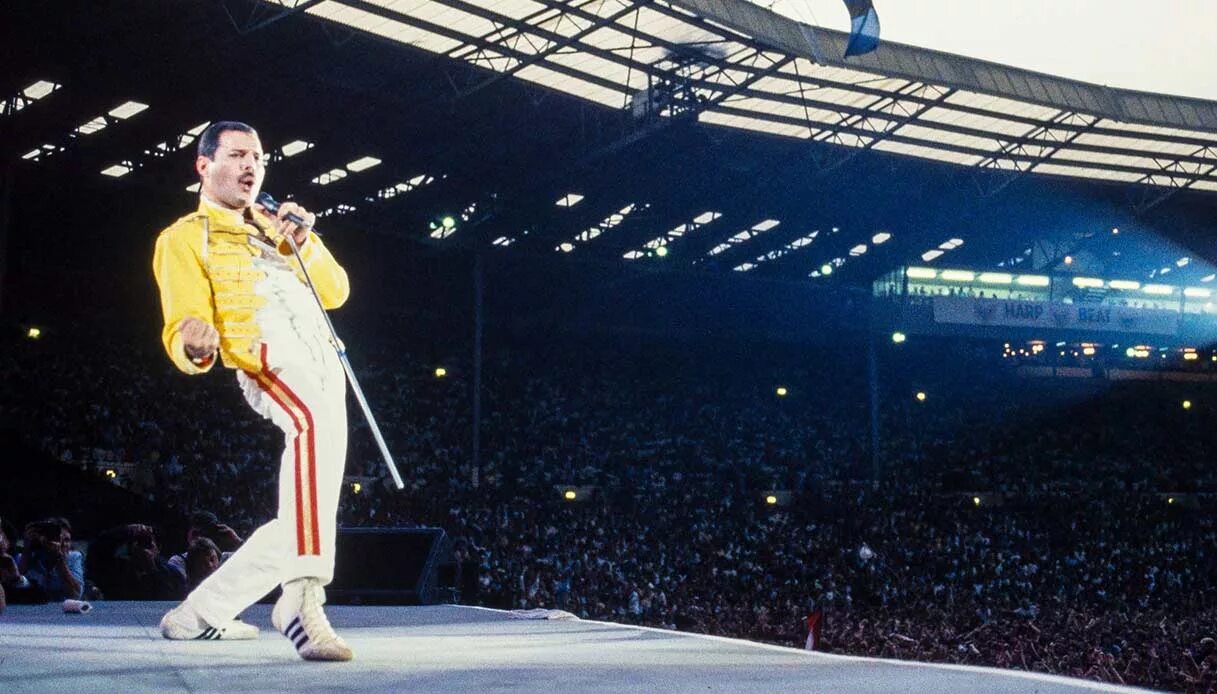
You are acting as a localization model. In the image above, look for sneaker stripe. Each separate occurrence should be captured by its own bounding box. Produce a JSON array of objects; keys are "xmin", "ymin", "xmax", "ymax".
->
[
  {"xmin": 294, "ymin": 633, "xmax": 310, "ymax": 649},
  {"xmin": 195, "ymin": 627, "xmax": 215, "ymax": 640},
  {"xmin": 289, "ymin": 625, "xmax": 304, "ymax": 640}
]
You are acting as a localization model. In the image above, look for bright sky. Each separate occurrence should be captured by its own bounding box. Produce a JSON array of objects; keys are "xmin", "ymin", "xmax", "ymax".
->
[{"xmin": 757, "ymin": 1, "xmax": 1217, "ymax": 101}]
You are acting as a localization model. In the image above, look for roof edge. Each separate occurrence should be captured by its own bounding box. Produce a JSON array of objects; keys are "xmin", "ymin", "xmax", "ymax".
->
[{"xmin": 667, "ymin": 0, "xmax": 1217, "ymax": 133}]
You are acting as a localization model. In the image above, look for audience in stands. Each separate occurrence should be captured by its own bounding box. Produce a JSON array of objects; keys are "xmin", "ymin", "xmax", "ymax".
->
[{"xmin": 3, "ymin": 327, "xmax": 1215, "ymax": 692}]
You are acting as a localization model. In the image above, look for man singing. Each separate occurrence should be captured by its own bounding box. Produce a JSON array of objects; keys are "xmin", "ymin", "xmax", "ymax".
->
[{"xmin": 153, "ymin": 121, "xmax": 353, "ymax": 661}]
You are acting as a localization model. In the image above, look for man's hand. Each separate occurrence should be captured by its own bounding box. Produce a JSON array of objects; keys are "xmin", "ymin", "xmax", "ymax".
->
[
  {"xmin": 213, "ymin": 523, "xmax": 244, "ymax": 547},
  {"xmin": 255, "ymin": 200, "xmax": 315, "ymax": 247},
  {"xmin": 180, "ymin": 316, "xmax": 219, "ymax": 360}
]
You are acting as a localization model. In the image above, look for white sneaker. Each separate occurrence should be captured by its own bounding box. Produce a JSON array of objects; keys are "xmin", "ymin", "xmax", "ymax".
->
[
  {"xmin": 271, "ymin": 578, "xmax": 354, "ymax": 661},
  {"xmin": 160, "ymin": 602, "xmax": 259, "ymax": 640}
]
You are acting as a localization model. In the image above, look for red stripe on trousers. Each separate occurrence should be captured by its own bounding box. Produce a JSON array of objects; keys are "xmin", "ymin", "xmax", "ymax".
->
[{"xmin": 261, "ymin": 344, "xmax": 321, "ymax": 556}]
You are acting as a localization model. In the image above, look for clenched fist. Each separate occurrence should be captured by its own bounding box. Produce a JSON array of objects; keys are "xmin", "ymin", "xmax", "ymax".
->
[{"xmin": 180, "ymin": 316, "xmax": 219, "ymax": 360}]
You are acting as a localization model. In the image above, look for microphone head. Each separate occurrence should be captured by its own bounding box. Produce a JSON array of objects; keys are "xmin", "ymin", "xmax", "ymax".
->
[{"xmin": 255, "ymin": 191, "xmax": 279, "ymax": 213}]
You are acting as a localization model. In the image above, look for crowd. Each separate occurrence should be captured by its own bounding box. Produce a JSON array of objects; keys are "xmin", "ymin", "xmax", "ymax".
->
[{"xmin": 2, "ymin": 323, "xmax": 1215, "ymax": 692}]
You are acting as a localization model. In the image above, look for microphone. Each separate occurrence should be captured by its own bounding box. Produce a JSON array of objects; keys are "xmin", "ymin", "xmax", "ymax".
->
[{"xmin": 256, "ymin": 192, "xmax": 313, "ymax": 229}]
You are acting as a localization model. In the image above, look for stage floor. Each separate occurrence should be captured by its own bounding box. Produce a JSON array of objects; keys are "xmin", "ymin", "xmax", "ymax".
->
[{"xmin": 0, "ymin": 602, "xmax": 1157, "ymax": 693}]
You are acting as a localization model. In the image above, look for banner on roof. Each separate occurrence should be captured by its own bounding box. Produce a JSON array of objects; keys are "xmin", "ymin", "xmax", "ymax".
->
[
  {"xmin": 932, "ymin": 297, "xmax": 1179, "ymax": 335},
  {"xmin": 842, "ymin": 0, "xmax": 881, "ymax": 57}
]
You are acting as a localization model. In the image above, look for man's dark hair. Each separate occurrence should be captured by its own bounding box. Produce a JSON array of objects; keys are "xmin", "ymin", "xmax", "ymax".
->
[
  {"xmin": 189, "ymin": 510, "xmax": 220, "ymax": 532},
  {"xmin": 197, "ymin": 121, "xmax": 257, "ymax": 160}
]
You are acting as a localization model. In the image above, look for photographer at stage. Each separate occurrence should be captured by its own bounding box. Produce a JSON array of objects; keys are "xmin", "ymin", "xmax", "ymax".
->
[{"xmin": 16, "ymin": 517, "xmax": 83, "ymax": 602}]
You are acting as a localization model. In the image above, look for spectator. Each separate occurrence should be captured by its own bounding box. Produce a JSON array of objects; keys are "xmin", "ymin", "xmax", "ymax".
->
[
  {"xmin": 88, "ymin": 524, "xmax": 183, "ymax": 600},
  {"xmin": 184, "ymin": 537, "xmax": 222, "ymax": 592},
  {"xmin": 17, "ymin": 517, "xmax": 83, "ymax": 601},
  {"xmin": 166, "ymin": 511, "xmax": 243, "ymax": 581}
]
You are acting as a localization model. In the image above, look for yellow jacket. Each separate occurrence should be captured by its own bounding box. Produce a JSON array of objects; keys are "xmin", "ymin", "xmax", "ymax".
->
[{"xmin": 152, "ymin": 200, "xmax": 350, "ymax": 375}]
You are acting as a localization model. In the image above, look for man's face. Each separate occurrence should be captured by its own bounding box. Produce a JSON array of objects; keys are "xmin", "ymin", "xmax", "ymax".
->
[{"xmin": 197, "ymin": 129, "xmax": 265, "ymax": 210}]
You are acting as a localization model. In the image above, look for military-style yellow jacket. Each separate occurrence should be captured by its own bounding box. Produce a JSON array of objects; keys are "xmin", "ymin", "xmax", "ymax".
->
[{"xmin": 152, "ymin": 200, "xmax": 349, "ymax": 375}]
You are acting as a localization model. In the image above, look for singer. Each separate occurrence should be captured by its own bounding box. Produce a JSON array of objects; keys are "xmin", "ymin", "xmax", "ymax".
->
[{"xmin": 152, "ymin": 121, "xmax": 354, "ymax": 661}]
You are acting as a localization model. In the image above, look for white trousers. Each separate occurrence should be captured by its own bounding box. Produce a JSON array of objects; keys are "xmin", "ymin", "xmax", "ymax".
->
[{"xmin": 187, "ymin": 340, "xmax": 347, "ymax": 626}]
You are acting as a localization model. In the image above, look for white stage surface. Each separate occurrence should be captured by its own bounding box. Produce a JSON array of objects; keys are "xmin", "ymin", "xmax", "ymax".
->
[{"xmin": 0, "ymin": 602, "xmax": 1159, "ymax": 693}]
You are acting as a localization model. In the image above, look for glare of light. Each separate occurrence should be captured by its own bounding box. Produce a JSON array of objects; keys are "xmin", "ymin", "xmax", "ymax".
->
[
  {"xmin": 109, "ymin": 101, "xmax": 148, "ymax": 120},
  {"xmin": 1063, "ymin": 255, "xmax": 1074, "ymax": 265},
  {"xmin": 187, "ymin": 121, "xmax": 211, "ymax": 136},
  {"xmin": 557, "ymin": 242, "xmax": 575, "ymax": 253},
  {"xmin": 978, "ymin": 272, "xmax": 1013, "ymax": 284},
  {"xmin": 1143, "ymin": 285, "xmax": 1175, "ymax": 295},
  {"xmin": 23, "ymin": 80, "xmax": 59, "ymax": 100},
  {"xmin": 312, "ymin": 168, "xmax": 347, "ymax": 185},
  {"xmin": 563, "ymin": 490, "xmax": 577, "ymax": 501},
  {"xmin": 186, "ymin": 182, "xmax": 201, "ymax": 193},
  {"xmin": 872, "ymin": 232, "xmax": 891, "ymax": 244},
  {"xmin": 765, "ymin": 495, "xmax": 778, "ymax": 505},
  {"xmin": 1203, "ymin": 274, "xmax": 1216, "ymax": 283},
  {"xmin": 1125, "ymin": 347, "xmax": 1137, "ymax": 358},
  {"xmin": 1111, "ymin": 227, "xmax": 1119, "ymax": 235},
  {"xmin": 346, "ymin": 156, "xmax": 381, "ymax": 172},
  {"xmin": 1016, "ymin": 275, "xmax": 1050, "ymax": 287},
  {"xmin": 1184, "ymin": 287, "xmax": 1211, "ymax": 298},
  {"xmin": 434, "ymin": 367, "xmax": 447, "ymax": 378},
  {"xmin": 100, "ymin": 164, "xmax": 132, "ymax": 177},
  {"xmin": 1082, "ymin": 346, "xmax": 1096, "ymax": 356},
  {"xmin": 776, "ymin": 387, "xmax": 788, "ymax": 397},
  {"xmin": 892, "ymin": 332, "xmax": 907, "ymax": 344},
  {"xmin": 906, "ymin": 267, "xmax": 937, "ymax": 279},
  {"xmin": 1177, "ymin": 257, "xmax": 1191, "ymax": 268},
  {"xmin": 754, "ymin": 219, "xmax": 781, "ymax": 232},
  {"xmin": 915, "ymin": 391, "xmax": 926, "ymax": 402},
  {"xmin": 281, "ymin": 140, "xmax": 312, "ymax": 157},
  {"xmin": 655, "ymin": 246, "xmax": 668, "ymax": 258},
  {"xmin": 1072, "ymin": 277, "xmax": 1104, "ymax": 288},
  {"xmin": 849, "ymin": 244, "xmax": 868, "ymax": 256},
  {"xmin": 441, "ymin": 216, "xmax": 456, "ymax": 229},
  {"xmin": 940, "ymin": 270, "xmax": 975, "ymax": 282},
  {"xmin": 352, "ymin": 482, "xmax": 362, "ymax": 494},
  {"xmin": 1184, "ymin": 353, "xmax": 1199, "ymax": 361},
  {"xmin": 75, "ymin": 116, "xmax": 107, "ymax": 135},
  {"xmin": 556, "ymin": 193, "xmax": 584, "ymax": 207},
  {"xmin": 820, "ymin": 264, "xmax": 833, "ymax": 275},
  {"xmin": 27, "ymin": 327, "xmax": 41, "ymax": 339},
  {"xmin": 972, "ymin": 496, "xmax": 981, "ymax": 507},
  {"xmin": 921, "ymin": 249, "xmax": 944, "ymax": 262},
  {"xmin": 1108, "ymin": 280, "xmax": 1141, "ymax": 290}
]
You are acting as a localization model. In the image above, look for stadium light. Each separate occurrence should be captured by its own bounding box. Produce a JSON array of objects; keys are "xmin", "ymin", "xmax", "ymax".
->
[
  {"xmin": 765, "ymin": 495, "xmax": 778, "ymax": 505},
  {"xmin": 1072, "ymin": 277, "xmax": 1104, "ymax": 288},
  {"xmin": 105, "ymin": 469, "xmax": 117, "ymax": 479},
  {"xmin": 563, "ymin": 489, "xmax": 577, "ymax": 501},
  {"xmin": 1182, "ymin": 400, "xmax": 1192, "ymax": 410},
  {"xmin": 1108, "ymin": 280, "xmax": 1141, "ymax": 290},
  {"xmin": 27, "ymin": 326, "xmax": 41, "ymax": 339},
  {"xmin": 776, "ymin": 387, "xmax": 788, "ymax": 397},
  {"xmin": 940, "ymin": 270, "xmax": 974, "ymax": 282},
  {"xmin": 1015, "ymin": 275, "xmax": 1050, "ymax": 287},
  {"xmin": 1167, "ymin": 497, "xmax": 1175, "ymax": 504},
  {"xmin": 434, "ymin": 367, "xmax": 447, "ymax": 378},
  {"xmin": 978, "ymin": 273, "xmax": 1013, "ymax": 285},
  {"xmin": 906, "ymin": 267, "xmax": 937, "ymax": 280},
  {"xmin": 352, "ymin": 482, "xmax": 362, "ymax": 494},
  {"xmin": 915, "ymin": 391, "xmax": 926, "ymax": 402},
  {"xmin": 1063, "ymin": 255, "xmax": 1073, "ymax": 265},
  {"xmin": 972, "ymin": 496, "xmax": 981, "ymax": 507},
  {"xmin": 891, "ymin": 332, "xmax": 906, "ymax": 344},
  {"xmin": 820, "ymin": 264, "xmax": 833, "ymax": 276},
  {"xmin": 655, "ymin": 246, "xmax": 668, "ymax": 258}
]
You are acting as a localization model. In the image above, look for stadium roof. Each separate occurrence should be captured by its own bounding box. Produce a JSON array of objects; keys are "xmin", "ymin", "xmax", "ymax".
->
[
  {"xmin": 3, "ymin": 0, "xmax": 1216, "ymax": 291},
  {"xmin": 274, "ymin": 0, "xmax": 1217, "ymax": 192}
]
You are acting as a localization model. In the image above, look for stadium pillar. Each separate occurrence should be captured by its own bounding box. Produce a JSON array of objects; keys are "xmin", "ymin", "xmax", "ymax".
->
[
  {"xmin": 0, "ymin": 164, "xmax": 11, "ymax": 314},
  {"xmin": 471, "ymin": 252, "xmax": 483, "ymax": 488},
  {"xmin": 868, "ymin": 334, "xmax": 881, "ymax": 482}
]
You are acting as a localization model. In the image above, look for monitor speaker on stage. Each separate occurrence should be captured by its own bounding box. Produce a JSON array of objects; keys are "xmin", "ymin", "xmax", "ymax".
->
[{"xmin": 328, "ymin": 527, "xmax": 456, "ymax": 605}]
